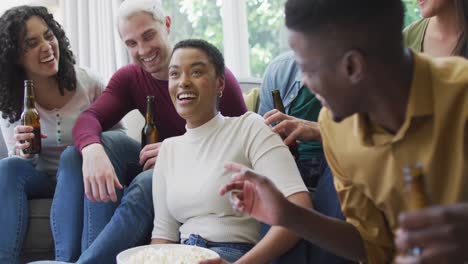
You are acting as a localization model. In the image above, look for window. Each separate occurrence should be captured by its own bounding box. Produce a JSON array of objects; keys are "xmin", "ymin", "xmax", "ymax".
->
[
  {"xmin": 246, "ymin": 0, "xmax": 288, "ymax": 78},
  {"xmin": 163, "ymin": 0, "xmax": 223, "ymax": 52},
  {"xmin": 403, "ymin": 0, "xmax": 422, "ymax": 27}
]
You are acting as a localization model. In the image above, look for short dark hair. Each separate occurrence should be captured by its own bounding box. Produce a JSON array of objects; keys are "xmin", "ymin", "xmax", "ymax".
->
[
  {"xmin": 172, "ymin": 39, "xmax": 225, "ymax": 77},
  {"xmin": 285, "ymin": 0, "xmax": 405, "ymax": 61},
  {"xmin": 0, "ymin": 5, "xmax": 76, "ymax": 123}
]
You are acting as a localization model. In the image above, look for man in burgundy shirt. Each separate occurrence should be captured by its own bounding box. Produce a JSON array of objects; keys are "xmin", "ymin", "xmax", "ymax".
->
[{"xmin": 50, "ymin": 0, "xmax": 247, "ymax": 262}]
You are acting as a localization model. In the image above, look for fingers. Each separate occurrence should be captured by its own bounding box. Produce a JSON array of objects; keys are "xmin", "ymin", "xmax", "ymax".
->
[
  {"xmin": 395, "ymin": 244, "xmax": 460, "ymax": 264},
  {"xmin": 84, "ymin": 171, "xmax": 121, "ymax": 202},
  {"xmin": 140, "ymin": 142, "xmax": 162, "ymax": 154},
  {"xmin": 139, "ymin": 143, "xmax": 161, "ymax": 166},
  {"xmin": 15, "ymin": 132, "xmax": 34, "ymax": 142},
  {"xmin": 143, "ymin": 156, "xmax": 157, "ymax": 171},
  {"xmin": 14, "ymin": 126, "xmax": 34, "ymax": 155},
  {"xmin": 263, "ymin": 109, "xmax": 280, "ymax": 120},
  {"xmin": 219, "ymin": 180, "xmax": 245, "ymax": 195},
  {"xmin": 90, "ymin": 178, "xmax": 99, "ymax": 202},
  {"xmin": 263, "ymin": 110, "xmax": 291, "ymax": 126},
  {"xmin": 114, "ymin": 176, "xmax": 123, "ymax": 190},
  {"xmin": 40, "ymin": 133, "xmax": 48, "ymax": 139},
  {"xmin": 271, "ymin": 119, "xmax": 295, "ymax": 136},
  {"xmin": 399, "ymin": 205, "xmax": 467, "ymax": 230},
  {"xmin": 283, "ymin": 127, "xmax": 302, "ymax": 146},
  {"xmin": 98, "ymin": 177, "xmax": 111, "ymax": 202},
  {"xmin": 84, "ymin": 177, "xmax": 96, "ymax": 202},
  {"xmin": 223, "ymin": 162, "xmax": 269, "ymax": 189},
  {"xmin": 396, "ymin": 226, "xmax": 457, "ymax": 251},
  {"xmin": 106, "ymin": 176, "xmax": 118, "ymax": 202},
  {"xmin": 14, "ymin": 125, "xmax": 33, "ymax": 134},
  {"xmin": 15, "ymin": 140, "xmax": 30, "ymax": 151},
  {"xmin": 223, "ymin": 162, "xmax": 247, "ymax": 173}
]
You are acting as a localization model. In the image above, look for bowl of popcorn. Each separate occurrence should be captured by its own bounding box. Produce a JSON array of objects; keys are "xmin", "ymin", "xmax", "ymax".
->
[{"xmin": 117, "ymin": 244, "xmax": 220, "ymax": 264}]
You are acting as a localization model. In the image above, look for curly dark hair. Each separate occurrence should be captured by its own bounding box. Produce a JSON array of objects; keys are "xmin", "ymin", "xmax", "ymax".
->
[{"xmin": 0, "ymin": 5, "xmax": 76, "ymax": 123}]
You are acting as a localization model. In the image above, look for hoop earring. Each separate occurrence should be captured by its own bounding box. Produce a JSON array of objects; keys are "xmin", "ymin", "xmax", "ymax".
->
[{"xmin": 218, "ymin": 91, "xmax": 223, "ymax": 98}]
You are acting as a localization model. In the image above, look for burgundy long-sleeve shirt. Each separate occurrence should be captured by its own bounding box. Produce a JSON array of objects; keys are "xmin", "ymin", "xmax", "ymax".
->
[{"xmin": 72, "ymin": 64, "xmax": 247, "ymax": 152}]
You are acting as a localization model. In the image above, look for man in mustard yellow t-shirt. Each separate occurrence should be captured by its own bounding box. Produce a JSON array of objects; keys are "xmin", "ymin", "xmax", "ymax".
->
[{"xmin": 212, "ymin": 0, "xmax": 468, "ymax": 264}]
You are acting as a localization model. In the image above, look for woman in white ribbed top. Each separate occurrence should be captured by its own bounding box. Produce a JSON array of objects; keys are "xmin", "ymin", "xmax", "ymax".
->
[
  {"xmin": 0, "ymin": 6, "xmax": 123, "ymax": 263},
  {"xmin": 150, "ymin": 39, "xmax": 312, "ymax": 263}
]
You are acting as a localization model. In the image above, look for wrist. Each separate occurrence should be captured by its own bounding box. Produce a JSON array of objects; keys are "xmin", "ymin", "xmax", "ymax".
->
[
  {"xmin": 82, "ymin": 143, "xmax": 104, "ymax": 156},
  {"xmin": 278, "ymin": 199, "xmax": 299, "ymax": 227}
]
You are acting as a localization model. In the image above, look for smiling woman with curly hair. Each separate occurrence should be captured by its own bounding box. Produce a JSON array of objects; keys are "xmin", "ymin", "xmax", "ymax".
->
[
  {"xmin": 0, "ymin": 6, "xmax": 124, "ymax": 263},
  {"xmin": 0, "ymin": 5, "xmax": 76, "ymax": 123}
]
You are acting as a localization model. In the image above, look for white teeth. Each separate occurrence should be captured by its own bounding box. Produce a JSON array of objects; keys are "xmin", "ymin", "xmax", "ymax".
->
[
  {"xmin": 40, "ymin": 54, "xmax": 54, "ymax": 63},
  {"xmin": 178, "ymin": 93, "xmax": 197, "ymax": 100},
  {"xmin": 142, "ymin": 54, "xmax": 157, "ymax": 62}
]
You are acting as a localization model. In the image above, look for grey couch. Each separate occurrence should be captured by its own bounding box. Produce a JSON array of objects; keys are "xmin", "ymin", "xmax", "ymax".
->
[{"xmin": 0, "ymin": 132, "xmax": 54, "ymax": 263}]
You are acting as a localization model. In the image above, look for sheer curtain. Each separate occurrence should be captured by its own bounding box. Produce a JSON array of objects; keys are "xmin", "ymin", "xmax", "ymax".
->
[
  {"xmin": 59, "ymin": 0, "xmax": 129, "ymax": 81},
  {"xmin": 59, "ymin": 0, "xmax": 143, "ymax": 140}
]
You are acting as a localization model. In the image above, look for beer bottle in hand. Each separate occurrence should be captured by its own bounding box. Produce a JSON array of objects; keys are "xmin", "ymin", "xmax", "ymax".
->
[
  {"xmin": 271, "ymin": 89, "xmax": 299, "ymax": 159},
  {"xmin": 141, "ymin": 95, "xmax": 159, "ymax": 149},
  {"xmin": 402, "ymin": 163, "xmax": 430, "ymax": 256},
  {"xmin": 21, "ymin": 80, "xmax": 41, "ymax": 154}
]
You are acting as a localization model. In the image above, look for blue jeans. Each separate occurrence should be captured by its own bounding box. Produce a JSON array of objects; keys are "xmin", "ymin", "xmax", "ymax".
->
[
  {"xmin": 296, "ymin": 154, "xmax": 328, "ymax": 190},
  {"xmin": 51, "ymin": 131, "xmax": 154, "ymax": 263},
  {"xmin": 183, "ymin": 234, "xmax": 253, "ymax": 263},
  {"xmin": 0, "ymin": 157, "xmax": 55, "ymax": 264}
]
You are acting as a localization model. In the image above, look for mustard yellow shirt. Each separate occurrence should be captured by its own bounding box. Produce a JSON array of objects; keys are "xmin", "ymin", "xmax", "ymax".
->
[{"xmin": 318, "ymin": 52, "xmax": 468, "ymax": 263}]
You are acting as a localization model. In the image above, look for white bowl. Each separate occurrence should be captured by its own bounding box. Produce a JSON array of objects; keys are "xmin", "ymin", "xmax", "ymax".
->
[{"xmin": 117, "ymin": 244, "xmax": 220, "ymax": 264}]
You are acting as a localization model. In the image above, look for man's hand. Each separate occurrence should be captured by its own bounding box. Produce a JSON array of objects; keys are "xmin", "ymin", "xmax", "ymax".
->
[
  {"xmin": 139, "ymin": 142, "xmax": 161, "ymax": 170},
  {"xmin": 82, "ymin": 143, "xmax": 122, "ymax": 202},
  {"xmin": 14, "ymin": 125, "xmax": 47, "ymax": 158},
  {"xmin": 263, "ymin": 109, "xmax": 321, "ymax": 145},
  {"xmin": 394, "ymin": 203, "xmax": 468, "ymax": 264},
  {"xmin": 219, "ymin": 162, "xmax": 291, "ymax": 226}
]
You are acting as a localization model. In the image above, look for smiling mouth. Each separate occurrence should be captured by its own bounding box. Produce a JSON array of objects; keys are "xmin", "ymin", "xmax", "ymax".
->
[
  {"xmin": 40, "ymin": 54, "xmax": 55, "ymax": 63},
  {"xmin": 177, "ymin": 92, "xmax": 197, "ymax": 101},
  {"xmin": 142, "ymin": 53, "xmax": 157, "ymax": 63}
]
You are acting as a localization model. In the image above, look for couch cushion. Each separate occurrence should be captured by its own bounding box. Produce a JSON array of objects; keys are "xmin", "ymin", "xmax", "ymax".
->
[
  {"xmin": 242, "ymin": 87, "xmax": 260, "ymax": 113},
  {"xmin": 21, "ymin": 199, "xmax": 54, "ymax": 259}
]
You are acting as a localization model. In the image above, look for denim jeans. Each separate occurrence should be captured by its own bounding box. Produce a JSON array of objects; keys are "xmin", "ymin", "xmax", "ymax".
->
[
  {"xmin": 183, "ymin": 234, "xmax": 253, "ymax": 263},
  {"xmin": 76, "ymin": 169, "xmax": 153, "ymax": 264},
  {"xmin": 51, "ymin": 131, "xmax": 154, "ymax": 263},
  {"xmin": 296, "ymin": 154, "xmax": 328, "ymax": 191},
  {"xmin": 0, "ymin": 157, "xmax": 55, "ymax": 264}
]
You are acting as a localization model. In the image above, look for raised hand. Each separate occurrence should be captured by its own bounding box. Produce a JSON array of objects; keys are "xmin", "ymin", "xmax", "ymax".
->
[
  {"xmin": 263, "ymin": 109, "xmax": 321, "ymax": 145},
  {"xmin": 219, "ymin": 162, "xmax": 290, "ymax": 226}
]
